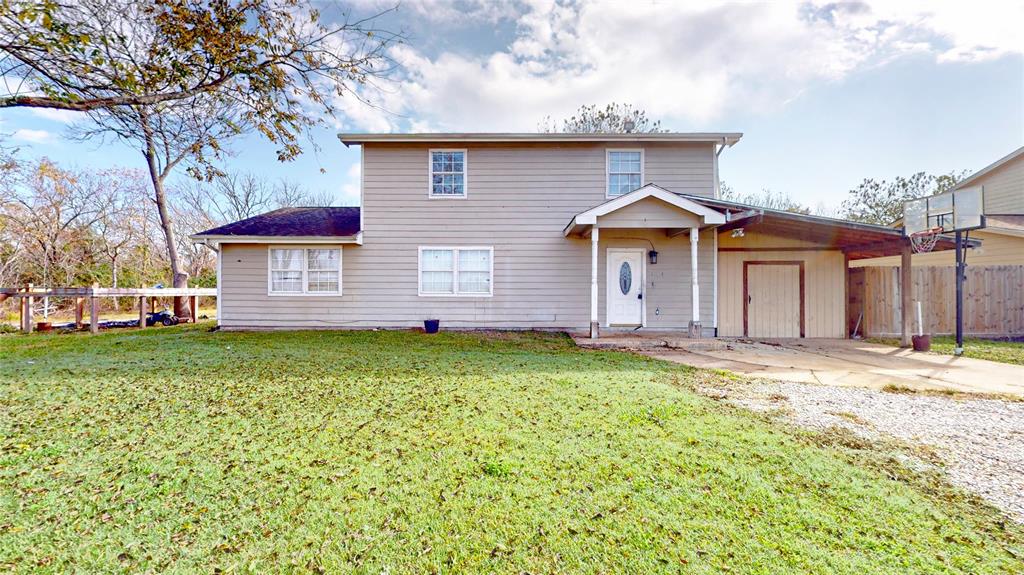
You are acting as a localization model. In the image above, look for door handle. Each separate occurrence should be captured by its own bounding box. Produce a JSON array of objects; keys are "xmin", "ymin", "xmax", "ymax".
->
[
  {"xmin": 637, "ymin": 293, "xmax": 643, "ymax": 300},
  {"xmin": 747, "ymin": 295, "xmax": 752, "ymax": 304}
]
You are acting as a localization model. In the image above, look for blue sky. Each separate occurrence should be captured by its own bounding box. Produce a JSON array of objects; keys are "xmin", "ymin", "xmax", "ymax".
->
[{"xmin": 2, "ymin": 1, "xmax": 1021, "ymax": 212}]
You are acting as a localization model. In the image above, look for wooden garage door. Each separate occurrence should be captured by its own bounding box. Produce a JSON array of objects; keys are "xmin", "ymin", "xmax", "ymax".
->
[{"xmin": 744, "ymin": 261, "xmax": 805, "ymax": 338}]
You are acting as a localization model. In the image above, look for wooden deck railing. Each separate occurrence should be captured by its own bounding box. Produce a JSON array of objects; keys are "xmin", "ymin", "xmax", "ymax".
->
[{"xmin": 1, "ymin": 284, "xmax": 216, "ymax": 334}]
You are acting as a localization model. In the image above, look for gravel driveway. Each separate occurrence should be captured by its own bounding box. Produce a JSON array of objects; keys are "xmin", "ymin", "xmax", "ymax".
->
[{"xmin": 696, "ymin": 377, "xmax": 1024, "ymax": 523}]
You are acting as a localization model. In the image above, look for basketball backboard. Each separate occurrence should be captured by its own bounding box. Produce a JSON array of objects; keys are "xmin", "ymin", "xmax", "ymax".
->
[{"xmin": 904, "ymin": 186, "xmax": 985, "ymax": 235}]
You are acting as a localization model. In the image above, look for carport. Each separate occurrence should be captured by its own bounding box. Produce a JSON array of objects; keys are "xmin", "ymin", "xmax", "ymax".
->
[{"xmin": 679, "ymin": 195, "xmax": 979, "ymax": 345}]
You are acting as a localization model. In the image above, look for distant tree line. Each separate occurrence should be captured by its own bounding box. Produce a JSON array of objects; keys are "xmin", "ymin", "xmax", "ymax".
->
[
  {"xmin": 720, "ymin": 172, "xmax": 968, "ymax": 224},
  {"xmin": 0, "ymin": 153, "xmax": 331, "ymax": 314}
]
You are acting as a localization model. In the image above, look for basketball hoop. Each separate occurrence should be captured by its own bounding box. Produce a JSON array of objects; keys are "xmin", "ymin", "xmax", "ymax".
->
[
  {"xmin": 903, "ymin": 186, "xmax": 986, "ymax": 354},
  {"xmin": 909, "ymin": 226, "xmax": 943, "ymax": 254}
]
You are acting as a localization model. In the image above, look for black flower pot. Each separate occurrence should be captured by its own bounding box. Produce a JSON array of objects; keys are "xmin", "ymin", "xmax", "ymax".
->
[{"xmin": 424, "ymin": 319, "xmax": 440, "ymax": 334}]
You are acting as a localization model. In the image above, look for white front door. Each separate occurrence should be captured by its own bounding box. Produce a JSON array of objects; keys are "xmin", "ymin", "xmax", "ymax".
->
[{"xmin": 607, "ymin": 249, "xmax": 644, "ymax": 326}]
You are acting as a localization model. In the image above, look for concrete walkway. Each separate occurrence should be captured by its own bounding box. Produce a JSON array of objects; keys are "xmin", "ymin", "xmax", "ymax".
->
[{"xmin": 573, "ymin": 334, "xmax": 1024, "ymax": 396}]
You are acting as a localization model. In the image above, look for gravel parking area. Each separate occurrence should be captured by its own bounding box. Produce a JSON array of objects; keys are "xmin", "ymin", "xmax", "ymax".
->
[{"xmin": 698, "ymin": 378, "xmax": 1024, "ymax": 523}]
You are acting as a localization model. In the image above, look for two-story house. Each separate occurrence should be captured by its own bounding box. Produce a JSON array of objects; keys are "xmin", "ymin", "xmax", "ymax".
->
[{"xmin": 193, "ymin": 133, "xmax": 955, "ymax": 339}]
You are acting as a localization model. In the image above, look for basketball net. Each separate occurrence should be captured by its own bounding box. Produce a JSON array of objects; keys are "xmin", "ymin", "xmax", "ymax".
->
[{"xmin": 909, "ymin": 226, "xmax": 943, "ymax": 254}]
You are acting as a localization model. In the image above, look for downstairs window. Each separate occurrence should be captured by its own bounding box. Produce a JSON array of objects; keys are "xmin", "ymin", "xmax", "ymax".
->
[
  {"xmin": 269, "ymin": 248, "xmax": 341, "ymax": 295},
  {"xmin": 419, "ymin": 247, "xmax": 493, "ymax": 296}
]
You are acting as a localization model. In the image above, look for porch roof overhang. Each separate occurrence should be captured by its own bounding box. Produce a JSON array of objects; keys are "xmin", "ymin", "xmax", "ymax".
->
[
  {"xmin": 563, "ymin": 184, "xmax": 727, "ymax": 237},
  {"xmin": 678, "ymin": 194, "xmax": 981, "ymax": 259}
]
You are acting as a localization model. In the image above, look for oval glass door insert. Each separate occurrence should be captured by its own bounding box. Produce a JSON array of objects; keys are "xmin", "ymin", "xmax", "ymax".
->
[{"xmin": 619, "ymin": 262, "xmax": 632, "ymax": 294}]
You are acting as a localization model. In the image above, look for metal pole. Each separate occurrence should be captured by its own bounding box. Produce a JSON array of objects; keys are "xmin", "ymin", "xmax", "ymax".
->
[{"xmin": 954, "ymin": 231, "xmax": 964, "ymax": 356}]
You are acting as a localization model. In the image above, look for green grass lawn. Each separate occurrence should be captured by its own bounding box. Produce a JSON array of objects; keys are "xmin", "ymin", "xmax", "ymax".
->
[
  {"xmin": 2, "ymin": 326, "xmax": 1021, "ymax": 574},
  {"xmin": 870, "ymin": 336, "xmax": 1024, "ymax": 366}
]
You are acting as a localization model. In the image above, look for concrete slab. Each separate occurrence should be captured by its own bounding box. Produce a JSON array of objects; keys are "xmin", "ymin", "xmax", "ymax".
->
[{"xmin": 573, "ymin": 334, "xmax": 1024, "ymax": 396}]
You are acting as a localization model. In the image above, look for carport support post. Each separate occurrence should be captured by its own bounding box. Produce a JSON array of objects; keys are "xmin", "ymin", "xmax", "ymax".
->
[
  {"xmin": 688, "ymin": 228, "xmax": 701, "ymax": 338},
  {"xmin": 900, "ymin": 242, "xmax": 913, "ymax": 347},
  {"xmin": 590, "ymin": 226, "xmax": 600, "ymax": 339}
]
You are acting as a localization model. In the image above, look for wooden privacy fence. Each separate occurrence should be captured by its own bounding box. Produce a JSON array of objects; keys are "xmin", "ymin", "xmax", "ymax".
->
[
  {"xmin": 849, "ymin": 266, "xmax": 1024, "ymax": 338},
  {"xmin": 1, "ymin": 284, "xmax": 216, "ymax": 334}
]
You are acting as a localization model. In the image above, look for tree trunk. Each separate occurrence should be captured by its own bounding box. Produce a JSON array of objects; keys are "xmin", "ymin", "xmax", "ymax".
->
[{"xmin": 141, "ymin": 123, "xmax": 190, "ymax": 320}]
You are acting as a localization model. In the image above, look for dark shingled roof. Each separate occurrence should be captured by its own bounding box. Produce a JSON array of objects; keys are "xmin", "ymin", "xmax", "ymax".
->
[{"xmin": 194, "ymin": 207, "xmax": 360, "ymax": 237}]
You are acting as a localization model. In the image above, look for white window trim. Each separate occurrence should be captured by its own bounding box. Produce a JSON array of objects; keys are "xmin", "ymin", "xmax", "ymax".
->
[
  {"xmin": 266, "ymin": 246, "xmax": 343, "ymax": 296},
  {"xmin": 428, "ymin": 148, "xmax": 469, "ymax": 199},
  {"xmin": 417, "ymin": 246, "xmax": 494, "ymax": 297},
  {"xmin": 606, "ymin": 148, "xmax": 645, "ymax": 199}
]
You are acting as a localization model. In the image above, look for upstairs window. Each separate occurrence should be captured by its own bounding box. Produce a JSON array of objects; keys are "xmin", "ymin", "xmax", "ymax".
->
[
  {"xmin": 607, "ymin": 150, "xmax": 643, "ymax": 197},
  {"xmin": 429, "ymin": 150, "xmax": 467, "ymax": 197},
  {"xmin": 269, "ymin": 248, "xmax": 341, "ymax": 295}
]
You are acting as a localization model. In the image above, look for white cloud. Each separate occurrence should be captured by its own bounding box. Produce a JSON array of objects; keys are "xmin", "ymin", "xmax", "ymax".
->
[
  {"xmin": 29, "ymin": 108, "xmax": 80, "ymax": 124},
  {"xmin": 12, "ymin": 128, "xmax": 54, "ymax": 143},
  {"xmin": 345, "ymin": 0, "xmax": 519, "ymax": 26},
  {"xmin": 334, "ymin": 0, "xmax": 1023, "ymax": 132},
  {"xmin": 339, "ymin": 161, "xmax": 362, "ymax": 205}
]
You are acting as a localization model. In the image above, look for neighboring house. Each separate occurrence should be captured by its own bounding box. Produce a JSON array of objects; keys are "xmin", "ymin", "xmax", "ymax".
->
[
  {"xmin": 851, "ymin": 146, "xmax": 1024, "ymax": 268},
  {"xmin": 192, "ymin": 133, "xmax": 957, "ymax": 338}
]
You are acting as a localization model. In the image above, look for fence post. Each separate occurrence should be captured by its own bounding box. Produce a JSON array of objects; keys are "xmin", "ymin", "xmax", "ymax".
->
[
  {"xmin": 89, "ymin": 282, "xmax": 100, "ymax": 334},
  {"xmin": 138, "ymin": 296, "xmax": 147, "ymax": 329},
  {"xmin": 189, "ymin": 295, "xmax": 198, "ymax": 323},
  {"xmin": 18, "ymin": 286, "xmax": 25, "ymax": 332},
  {"xmin": 74, "ymin": 297, "xmax": 85, "ymax": 329},
  {"xmin": 23, "ymin": 283, "xmax": 34, "ymax": 334}
]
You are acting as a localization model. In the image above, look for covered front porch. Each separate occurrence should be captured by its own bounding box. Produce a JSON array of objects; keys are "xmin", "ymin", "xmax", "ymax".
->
[
  {"xmin": 564, "ymin": 185, "xmax": 726, "ymax": 339},
  {"xmin": 564, "ymin": 186, "xmax": 976, "ymax": 345}
]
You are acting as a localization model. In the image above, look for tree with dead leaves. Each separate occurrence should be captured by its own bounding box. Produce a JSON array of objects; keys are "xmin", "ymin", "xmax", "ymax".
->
[{"xmin": 0, "ymin": 0, "xmax": 400, "ymax": 316}]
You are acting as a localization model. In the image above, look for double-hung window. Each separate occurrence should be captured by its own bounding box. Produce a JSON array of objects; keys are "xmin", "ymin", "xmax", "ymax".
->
[
  {"xmin": 419, "ymin": 247, "xmax": 492, "ymax": 296},
  {"xmin": 269, "ymin": 247, "xmax": 341, "ymax": 295},
  {"xmin": 429, "ymin": 149, "xmax": 467, "ymax": 197},
  {"xmin": 607, "ymin": 150, "xmax": 643, "ymax": 197}
]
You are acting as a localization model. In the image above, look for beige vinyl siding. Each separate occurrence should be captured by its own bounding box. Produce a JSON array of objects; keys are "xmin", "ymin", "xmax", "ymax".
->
[
  {"xmin": 718, "ymin": 231, "xmax": 846, "ymax": 338},
  {"xmin": 978, "ymin": 155, "xmax": 1024, "ymax": 214},
  {"xmin": 597, "ymin": 197, "xmax": 702, "ymax": 228},
  {"xmin": 850, "ymin": 229, "xmax": 1024, "ymax": 267},
  {"xmin": 220, "ymin": 141, "xmax": 718, "ymax": 330}
]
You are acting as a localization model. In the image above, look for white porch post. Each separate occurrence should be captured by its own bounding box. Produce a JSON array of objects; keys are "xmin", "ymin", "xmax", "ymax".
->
[
  {"xmin": 590, "ymin": 226, "xmax": 600, "ymax": 339},
  {"xmin": 689, "ymin": 227, "xmax": 701, "ymax": 338}
]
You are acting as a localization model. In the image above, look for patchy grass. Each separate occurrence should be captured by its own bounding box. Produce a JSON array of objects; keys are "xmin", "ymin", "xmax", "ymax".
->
[
  {"xmin": 870, "ymin": 336, "xmax": 1024, "ymax": 366},
  {"xmin": 827, "ymin": 411, "xmax": 872, "ymax": 426},
  {"xmin": 1, "ymin": 326, "xmax": 1022, "ymax": 574},
  {"xmin": 881, "ymin": 383, "xmax": 1024, "ymax": 403}
]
